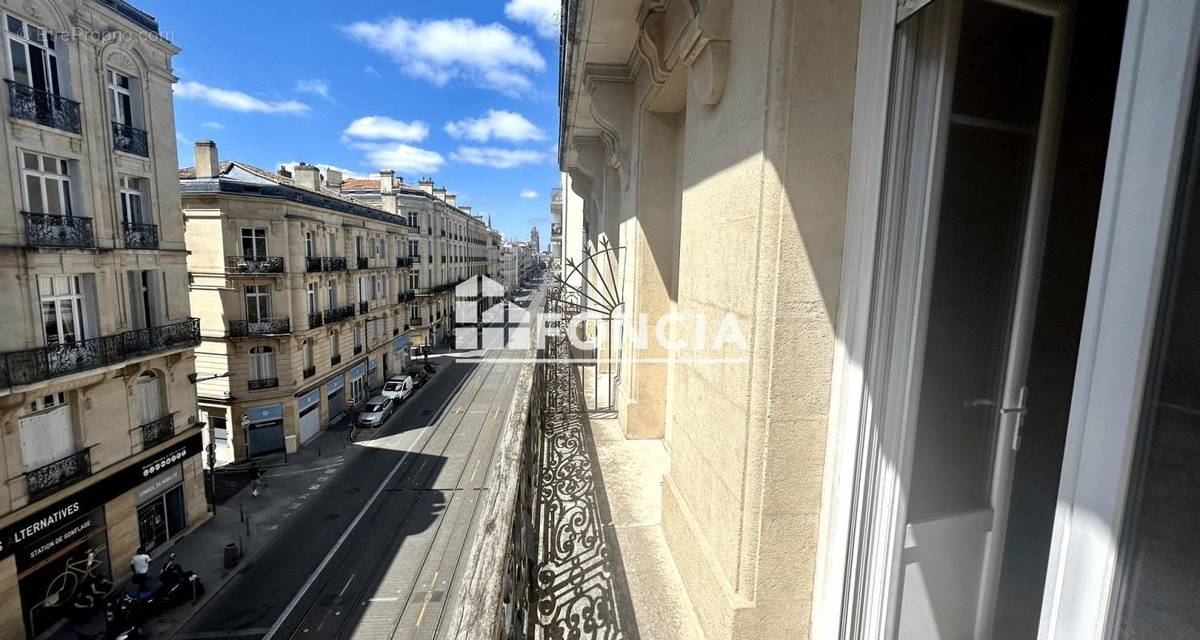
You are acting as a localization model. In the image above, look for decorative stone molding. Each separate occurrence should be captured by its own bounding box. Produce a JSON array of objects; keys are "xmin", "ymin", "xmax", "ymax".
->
[
  {"xmin": 583, "ymin": 65, "xmax": 635, "ymax": 188},
  {"xmin": 634, "ymin": 0, "xmax": 732, "ymax": 106}
]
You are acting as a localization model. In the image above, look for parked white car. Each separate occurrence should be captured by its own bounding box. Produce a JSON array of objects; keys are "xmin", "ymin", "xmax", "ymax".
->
[{"xmin": 381, "ymin": 374, "xmax": 414, "ymax": 402}]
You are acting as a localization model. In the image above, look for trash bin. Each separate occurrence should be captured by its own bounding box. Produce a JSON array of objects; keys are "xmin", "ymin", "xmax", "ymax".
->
[{"xmin": 224, "ymin": 542, "xmax": 241, "ymax": 568}]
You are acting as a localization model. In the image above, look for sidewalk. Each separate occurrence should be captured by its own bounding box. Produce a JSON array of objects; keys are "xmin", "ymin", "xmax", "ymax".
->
[{"xmin": 56, "ymin": 414, "xmax": 367, "ymax": 640}]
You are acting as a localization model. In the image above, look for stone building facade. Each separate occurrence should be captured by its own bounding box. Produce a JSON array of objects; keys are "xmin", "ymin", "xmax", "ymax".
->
[
  {"xmin": 558, "ymin": 0, "xmax": 1200, "ymax": 639},
  {"xmin": 181, "ymin": 144, "xmax": 416, "ymax": 463},
  {"xmin": 0, "ymin": 2, "xmax": 203, "ymax": 638}
]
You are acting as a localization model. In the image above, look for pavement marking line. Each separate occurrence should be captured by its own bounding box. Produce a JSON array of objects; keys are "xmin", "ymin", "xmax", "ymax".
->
[
  {"xmin": 267, "ymin": 462, "xmax": 345, "ymax": 478},
  {"xmin": 261, "ymin": 360, "xmax": 488, "ymax": 640},
  {"xmin": 414, "ymin": 571, "xmax": 439, "ymax": 628},
  {"xmin": 369, "ymin": 596, "xmax": 400, "ymax": 602}
]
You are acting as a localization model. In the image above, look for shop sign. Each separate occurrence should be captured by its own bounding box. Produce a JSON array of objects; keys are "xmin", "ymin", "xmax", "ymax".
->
[
  {"xmin": 134, "ymin": 466, "xmax": 183, "ymax": 506},
  {"xmin": 392, "ymin": 336, "xmax": 411, "ymax": 351},
  {"xmin": 326, "ymin": 376, "xmax": 345, "ymax": 394},
  {"xmin": 368, "ymin": 356, "xmax": 378, "ymax": 371},
  {"xmin": 246, "ymin": 404, "xmax": 284, "ymax": 423},
  {"xmin": 16, "ymin": 506, "xmax": 105, "ymax": 571},
  {"xmin": 349, "ymin": 363, "xmax": 366, "ymax": 380},
  {"xmin": 298, "ymin": 388, "xmax": 320, "ymax": 412}
]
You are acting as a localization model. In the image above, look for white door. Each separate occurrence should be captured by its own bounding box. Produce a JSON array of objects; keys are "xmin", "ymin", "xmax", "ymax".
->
[
  {"xmin": 892, "ymin": 0, "xmax": 1071, "ymax": 637},
  {"xmin": 298, "ymin": 404, "xmax": 320, "ymax": 444}
]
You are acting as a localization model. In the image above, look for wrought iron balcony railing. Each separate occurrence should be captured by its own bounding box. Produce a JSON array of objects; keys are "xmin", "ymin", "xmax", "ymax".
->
[
  {"xmin": 226, "ymin": 255, "xmax": 285, "ymax": 274},
  {"xmin": 248, "ymin": 377, "xmax": 279, "ymax": 390},
  {"xmin": 0, "ymin": 318, "xmax": 200, "ymax": 388},
  {"xmin": 24, "ymin": 212, "xmax": 94, "ymax": 249},
  {"xmin": 356, "ymin": 257, "xmax": 369, "ymax": 269},
  {"xmin": 140, "ymin": 413, "xmax": 175, "ymax": 448},
  {"xmin": 396, "ymin": 256, "xmax": 414, "ymax": 268},
  {"xmin": 330, "ymin": 354, "xmax": 342, "ymax": 366},
  {"xmin": 229, "ymin": 317, "xmax": 290, "ymax": 337},
  {"xmin": 123, "ymin": 221, "xmax": 159, "ymax": 249},
  {"xmin": 398, "ymin": 291, "xmax": 416, "ymax": 303},
  {"xmin": 6, "ymin": 80, "xmax": 81, "ymax": 133},
  {"xmin": 359, "ymin": 301, "xmax": 369, "ymax": 314},
  {"xmin": 353, "ymin": 345, "xmax": 363, "ymax": 355},
  {"xmin": 309, "ymin": 311, "xmax": 325, "ymax": 329},
  {"xmin": 325, "ymin": 256, "xmax": 348, "ymax": 271},
  {"xmin": 305, "ymin": 256, "xmax": 323, "ymax": 273},
  {"xmin": 112, "ymin": 121, "xmax": 149, "ymax": 156},
  {"xmin": 323, "ymin": 304, "xmax": 356, "ymax": 324},
  {"xmin": 303, "ymin": 366, "xmax": 315, "ymax": 379},
  {"xmin": 25, "ymin": 449, "xmax": 91, "ymax": 502}
]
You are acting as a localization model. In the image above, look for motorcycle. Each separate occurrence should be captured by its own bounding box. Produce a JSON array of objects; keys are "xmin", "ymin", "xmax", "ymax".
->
[
  {"xmin": 103, "ymin": 591, "xmax": 143, "ymax": 640},
  {"xmin": 150, "ymin": 553, "xmax": 206, "ymax": 609}
]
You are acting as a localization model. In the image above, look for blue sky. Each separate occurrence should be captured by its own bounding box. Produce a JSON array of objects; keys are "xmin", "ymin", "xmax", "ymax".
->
[{"xmin": 140, "ymin": 0, "xmax": 560, "ymax": 245}]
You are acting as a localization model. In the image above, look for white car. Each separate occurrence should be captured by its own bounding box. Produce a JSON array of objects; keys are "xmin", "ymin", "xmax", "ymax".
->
[{"xmin": 381, "ymin": 375, "xmax": 414, "ymax": 402}]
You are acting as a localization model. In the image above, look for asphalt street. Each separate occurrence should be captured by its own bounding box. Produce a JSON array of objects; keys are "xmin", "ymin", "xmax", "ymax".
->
[{"xmin": 173, "ymin": 286, "xmax": 542, "ymax": 640}]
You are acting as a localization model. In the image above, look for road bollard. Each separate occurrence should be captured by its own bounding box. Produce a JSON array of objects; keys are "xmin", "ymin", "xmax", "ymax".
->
[
  {"xmin": 245, "ymin": 514, "xmax": 251, "ymax": 537},
  {"xmin": 239, "ymin": 501, "xmax": 244, "ymax": 523}
]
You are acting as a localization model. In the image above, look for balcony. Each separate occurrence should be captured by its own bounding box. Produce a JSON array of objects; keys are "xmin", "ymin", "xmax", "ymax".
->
[
  {"xmin": 226, "ymin": 255, "xmax": 285, "ymax": 275},
  {"xmin": 409, "ymin": 254, "xmax": 421, "ymax": 264},
  {"xmin": 6, "ymin": 80, "xmax": 81, "ymax": 133},
  {"xmin": 357, "ymin": 257, "xmax": 369, "ymax": 269},
  {"xmin": 0, "ymin": 318, "xmax": 200, "ymax": 388},
  {"xmin": 353, "ymin": 345, "xmax": 363, "ymax": 355},
  {"xmin": 323, "ymin": 304, "xmax": 356, "ymax": 324},
  {"xmin": 330, "ymin": 354, "xmax": 342, "ymax": 366},
  {"xmin": 123, "ymin": 221, "xmax": 159, "ymax": 249},
  {"xmin": 25, "ymin": 449, "xmax": 91, "ymax": 502},
  {"xmin": 398, "ymin": 291, "xmax": 416, "ymax": 303},
  {"xmin": 396, "ymin": 256, "xmax": 414, "ymax": 268},
  {"xmin": 325, "ymin": 256, "xmax": 348, "ymax": 271},
  {"xmin": 359, "ymin": 301, "xmax": 369, "ymax": 314},
  {"xmin": 303, "ymin": 366, "xmax": 315, "ymax": 379},
  {"xmin": 305, "ymin": 256, "xmax": 323, "ymax": 273},
  {"xmin": 393, "ymin": 327, "xmax": 400, "ymax": 336},
  {"xmin": 140, "ymin": 413, "xmax": 175, "ymax": 448},
  {"xmin": 248, "ymin": 377, "xmax": 279, "ymax": 391},
  {"xmin": 309, "ymin": 311, "xmax": 325, "ymax": 329},
  {"xmin": 23, "ymin": 212, "xmax": 94, "ymax": 249},
  {"xmin": 112, "ymin": 121, "xmax": 149, "ymax": 157},
  {"xmin": 229, "ymin": 317, "xmax": 290, "ymax": 337}
]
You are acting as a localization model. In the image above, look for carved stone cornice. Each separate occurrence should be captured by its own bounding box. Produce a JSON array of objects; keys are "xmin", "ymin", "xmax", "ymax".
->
[
  {"xmin": 633, "ymin": 0, "xmax": 732, "ymax": 106},
  {"xmin": 583, "ymin": 65, "xmax": 634, "ymax": 187}
]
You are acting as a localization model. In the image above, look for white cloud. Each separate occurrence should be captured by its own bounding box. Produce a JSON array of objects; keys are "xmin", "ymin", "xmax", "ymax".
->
[
  {"xmin": 363, "ymin": 65, "xmax": 381, "ymax": 77},
  {"xmin": 295, "ymin": 79, "xmax": 331, "ymax": 99},
  {"xmin": 348, "ymin": 142, "xmax": 445, "ymax": 174},
  {"xmin": 504, "ymin": 0, "xmax": 560, "ymax": 39},
  {"xmin": 202, "ymin": 121, "xmax": 224, "ymax": 130},
  {"xmin": 343, "ymin": 116, "xmax": 429, "ymax": 142},
  {"xmin": 451, "ymin": 146, "xmax": 548, "ymax": 169},
  {"xmin": 445, "ymin": 109, "xmax": 546, "ymax": 143},
  {"xmin": 174, "ymin": 80, "xmax": 310, "ymax": 115},
  {"xmin": 520, "ymin": 189, "xmax": 538, "ymax": 199},
  {"xmin": 277, "ymin": 161, "xmax": 367, "ymax": 180},
  {"xmin": 341, "ymin": 17, "xmax": 545, "ymax": 94}
]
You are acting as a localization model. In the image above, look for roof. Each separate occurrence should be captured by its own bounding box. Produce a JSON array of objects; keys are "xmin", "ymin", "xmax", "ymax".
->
[
  {"xmin": 339, "ymin": 178, "xmax": 379, "ymax": 191},
  {"xmin": 179, "ymin": 161, "xmax": 411, "ymax": 228}
]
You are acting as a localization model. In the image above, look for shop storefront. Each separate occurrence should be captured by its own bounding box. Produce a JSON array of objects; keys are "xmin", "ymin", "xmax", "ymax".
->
[
  {"xmin": 348, "ymin": 362, "xmax": 367, "ymax": 407},
  {"xmin": 326, "ymin": 376, "xmax": 346, "ymax": 422},
  {"xmin": 297, "ymin": 388, "xmax": 321, "ymax": 444},
  {"xmin": 244, "ymin": 404, "xmax": 284, "ymax": 457},
  {"xmin": 0, "ymin": 433, "xmax": 203, "ymax": 639},
  {"xmin": 367, "ymin": 356, "xmax": 379, "ymax": 391},
  {"xmin": 391, "ymin": 336, "xmax": 411, "ymax": 376}
]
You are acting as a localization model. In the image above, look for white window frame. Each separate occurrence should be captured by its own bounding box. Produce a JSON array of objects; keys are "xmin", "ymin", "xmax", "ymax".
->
[
  {"xmin": 107, "ymin": 68, "xmax": 135, "ymax": 127},
  {"xmin": 38, "ymin": 275, "xmax": 86, "ymax": 346},
  {"xmin": 21, "ymin": 151, "xmax": 73, "ymax": 216},
  {"xmin": 814, "ymin": 1, "xmax": 1200, "ymax": 639},
  {"xmin": 307, "ymin": 282, "xmax": 317, "ymax": 315},
  {"xmin": 305, "ymin": 231, "xmax": 315, "ymax": 258},
  {"xmin": 119, "ymin": 175, "xmax": 147, "ymax": 224},
  {"xmin": 6, "ymin": 14, "xmax": 61, "ymax": 95},
  {"xmin": 249, "ymin": 346, "xmax": 276, "ymax": 381},
  {"xmin": 327, "ymin": 279, "xmax": 337, "ymax": 308},
  {"xmin": 244, "ymin": 284, "xmax": 271, "ymax": 322},
  {"xmin": 241, "ymin": 228, "xmax": 267, "ymax": 259}
]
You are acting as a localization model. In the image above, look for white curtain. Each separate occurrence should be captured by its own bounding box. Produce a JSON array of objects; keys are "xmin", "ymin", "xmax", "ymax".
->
[
  {"xmin": 138, "ymin": 373, "xmax": 165, "ymax": 424},
  {"xmin": 20, "ymin": 405, "xmax": 74, "ymax": 470}
]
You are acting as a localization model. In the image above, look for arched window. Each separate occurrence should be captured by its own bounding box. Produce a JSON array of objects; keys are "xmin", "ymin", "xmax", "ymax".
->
[
  {"xmin": 137, "ymin": 370, "xmax": 165, "ymax": 425},
  {"xmin": 249, "ymin": 346, "xmax": 275, "ymax": 381}
]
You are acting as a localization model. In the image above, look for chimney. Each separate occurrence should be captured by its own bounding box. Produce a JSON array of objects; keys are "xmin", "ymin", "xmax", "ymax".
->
[
  {"xmin": 461, "ymin": 206, "xmax": 472, "ymax": 215},
  {"xmin": 293, "ymin": 162, "xmax": 321, "ymax": 191},
  {"xmin": 419, "ymin": 178, "xmax": 434, "ymax": 194},
  {"xmin": 379, "ymin": 170, "xmax": 395, "ymax": 194},
  {"xmin": 195, "ymin": 140, "xmax": 219, "ymax": 178},
  {"xmin": 326, "ymin": 168, "xmax": 343, "ymax": 189},
  {"xmin": 445, "ymin": 193, "xmax": 456, "ymax": 207},
  {"xmin": 278, "ymin": 165, "xmax": 292, "ymax": 179},
  {"xmin": 433, "ymin": 187, "xmax": 446, "ymax": 201}
]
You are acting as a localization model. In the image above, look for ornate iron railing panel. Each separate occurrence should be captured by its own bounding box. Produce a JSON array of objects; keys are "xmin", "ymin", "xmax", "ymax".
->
[
  {"xmin": 226, "ymin": 255, "xmax": 285, "ymax": 274},
  {"xmin": 356, "ymin": 257, "xmax": 369, "ymax": 269},
  {"xmin": 229, "ymin": 317, "xmax": 290, "ymax": 337},
  {"xmin": 24, "ymin": 212, "xmax": 94, "ymax": 249},
  {"xmin": 0, "ymin": 318, "xmax": 199, "ymax": 388},
  {"xmin": 359, "ymin": 301, "xmax": 369, "ymax": 314},
  {"xmin": 25, "ymin": 449, "xmax": 91, "ymax": 501},
  {"xmin": 396, "ymin": 256, "xmax": 414, "ymax": 268},
  {"xmin": 330, "ymin": 354, "xmax": 342, "ymax": 366},
  {"xmin": 112, "ymin": 121, "xmax": 149, "ymax": 156},
  {"xmin": 305, "ymin": 256, "xmax": 324, "ymax": 272},
  {"xmin": 248, "ymin": 377, "xmax": 279, "ymax": 390},
  {"xmin": 324, "ymin": 304, "xmax": 356, "ymax": 323},
  {"xmin": 309, "ymin": 311, "xmax": 325, "ymax": 329},
  {"xmin": 303, "ymin": 366, "xmax": 316, "ymax": 379},
  {"xmin": 123, "ymin": 221, "xmax": 159, "ymax": 249},
  {"xmin": 7, "ymin": 81, "xmax": 81, "ymax": 133},
  {"xmin": 140, "ymin": 413, "xmax": 175, "ymax": 448}
]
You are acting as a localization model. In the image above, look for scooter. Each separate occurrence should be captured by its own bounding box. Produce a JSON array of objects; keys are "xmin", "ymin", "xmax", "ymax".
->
[
  {"xmin": 151, "ymin": 553, "xmax": 205, "ymax": 608},
  {"xmin": 103, "ymin": 591, "xmax": 143, "ymax": 640}
]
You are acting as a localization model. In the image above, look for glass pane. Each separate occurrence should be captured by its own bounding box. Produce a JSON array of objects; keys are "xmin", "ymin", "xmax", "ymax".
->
[
  {"xmin": 1115, "ymin": 120, "xmax": 1200, "ymax": 637},
  {"xmin": 41, "ymin": 300, "xmax": 58, "ymax": 345},
  {"xmin": 25, "ymin": 175, "xmax": 43, "ymax": 212},
  {"xmin": 7, "ymin": 16, "xmax": 22, "ymax": 34},
  {"xmin": 9, "ymin": 40, "xmax": 27, "ymax": 85},
  {"xmin": 58, "ymin": 301, "xmax": 76, "ymax": 343},
  {"xmin": 45, "ymin": 177, "xmax": 62, "ymax": 215}
]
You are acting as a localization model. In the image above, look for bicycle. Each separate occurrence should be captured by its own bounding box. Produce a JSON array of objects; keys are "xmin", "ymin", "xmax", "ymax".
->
[{"xmin": 41, "ymin": 546, "xmax": 112, "ymax": 608}]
